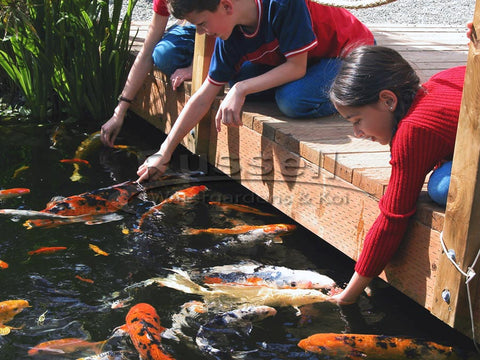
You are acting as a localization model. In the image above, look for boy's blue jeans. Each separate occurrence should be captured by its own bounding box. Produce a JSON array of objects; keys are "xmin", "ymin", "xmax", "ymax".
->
[
  {"xmin": 152, "ymin": 24, "xmax": 196, "ymax": 76},
  {"xmin": 231, "ymin": 58, "xmax": 342, "ymax": 118}
]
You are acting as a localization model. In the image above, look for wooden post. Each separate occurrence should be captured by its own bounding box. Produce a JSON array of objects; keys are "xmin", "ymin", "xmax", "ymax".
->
[
  {"xmin": 431, "ymin": 1, "xmax": 480, "ymax": 343},
  {"xmin": 182, "ymin": 32, "xmax": 216, "ymax": 157}
]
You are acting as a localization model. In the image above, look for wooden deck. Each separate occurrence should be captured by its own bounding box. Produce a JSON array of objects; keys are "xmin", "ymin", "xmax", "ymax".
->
[{"xmin": 128, "ymin": 22, "xmax": 478, "ymax": 341}]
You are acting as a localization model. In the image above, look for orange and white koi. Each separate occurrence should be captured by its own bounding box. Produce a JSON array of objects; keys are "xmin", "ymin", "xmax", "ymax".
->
[
  {"xmin": 119, "ymin": 303, "xmax": 175, "ymax": 360},
  {"xmin": 28, "ymin": 337, "xmax": 107, "ymax": 356},
  {"xmin": 0, "ymin": 299, "xmax": 30, "ymax": 326},
  {"xmin": 89, "ymin": 244, "xmax": 109, "ymax": 256},
  {"xmin": 201, "ymin": 262, "xmax": 335, "ymax": 290},
  {"xmin": 136, "ymin": 185, "xmax": 207, "ymax": 231},
  {"xmin": 297, "ymin": 333, "xmax": 470, "ymax": 360},
  {"xmin": 0, "ymin": 188, "xmax": 30, "ymax": 200},
  {"xmin": 0, "ymin": 260, "xmax": 8, "ymax": 269},
  {"xmin": 208, "ymin": 201, "xmax": 274, "ymax": 217},
  {"xmin": 130, "ymin": 269, "xmax": 330, "ymax": 309},
  {"xmin": 60, "ymin": 158, "xmax": 91, "ymax": 166},
  {"xmin": 76, "ymin": 275, "xmax": 94, "ymax": 284},
  {"xmin": 184, "ymin": 223, "xmax": 296, "ymax": 243},
  {"xmin": 28, "ymin": 246, "xmax": 67, "ymax": 256}
]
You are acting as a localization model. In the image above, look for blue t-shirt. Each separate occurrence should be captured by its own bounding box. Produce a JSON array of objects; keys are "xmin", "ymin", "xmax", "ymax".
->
[{"xmin": 208, "ymin": 0, "xmax": 318, "ymax": 85}]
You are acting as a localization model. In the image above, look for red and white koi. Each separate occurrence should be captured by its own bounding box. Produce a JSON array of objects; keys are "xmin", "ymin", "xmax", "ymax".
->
[{"xmin": 0, "ymin": 188, "xmax": 30, "ymax": 200}]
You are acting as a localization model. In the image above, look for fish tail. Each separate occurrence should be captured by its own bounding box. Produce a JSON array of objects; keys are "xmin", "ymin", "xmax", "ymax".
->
[{"xmin": 159, "ymin": 269, "xmax": 210, "ymax": 296}]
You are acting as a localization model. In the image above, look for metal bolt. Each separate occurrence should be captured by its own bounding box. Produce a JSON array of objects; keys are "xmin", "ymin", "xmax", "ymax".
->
[{"xmin": 442, "ymin": 289, "xmax": 451, "ymax": 304}]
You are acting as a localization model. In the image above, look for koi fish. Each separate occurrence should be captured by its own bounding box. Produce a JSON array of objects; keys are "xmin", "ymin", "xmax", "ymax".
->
[
  {"xmin": 184, "ymin": 223, "xmax": 296, "ymax": 243},
  {"xmin": 76, "ymin": 275, "xmax": 94, "ymax": 284},
  {"xmin": 12, "ymin": 165, "xmax": 29, "ymax": 179},
  {"xmin": 28, "ymin": 337, "xmax": 107, "ymax": 356},
  {"xmin": 60, "ymin": 158, "xmax": 91, "ymax": 166},
  {"xmin": 77, "ymin": 351, "xmax": 132, "ymax": 360},
  {"xmin": 70, "ymin": 131, "xmax": 103, "ymax": 182},
  {"xmin": 0, "ymin": 260, "xmax": 8, "ymax": 269},
  {"xmin": 89, "ymin": 244, "xmax": 109, "ymax": 256},
  {"xmin": 0, "ymin": 188, "xmax": 30, "ymax": 200},
  {"xmin": 196, "ymin": 305, "xmax": 277, "ymax": 359},
  {"xmin": 297, "ymin": 333, "xmax": 470, "ymax": 360},
  {"xmin": 28, "ymin": 246, "xmax": 67, "ymax": 256},
  {"xmin": 129, "ymin": 269, "xmax": 330, "ymax": 309},
  {"xmin": 120, "ymin": 303, "xmax": 175, "ymax": 360},
  {"xmin": 200, "ymin": 261, "xmax": 336, "ymax": 290},
  {"xmin": 0, "ymin": 299, "xmax": 30, "ymax": 326},
  {"xmin": 208, "ymin": 201, "xmax": 274, "ymax": 217},
  {"xmin": 162, "ymin": 301, "xmax": 209, "ymax": 342},
  {"xmin": 136, "ymin": 185, "xmax": 207, "ymax": 231}
]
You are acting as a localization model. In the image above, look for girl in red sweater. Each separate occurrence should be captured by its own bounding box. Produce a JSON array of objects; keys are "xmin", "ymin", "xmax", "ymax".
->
[{"xmin": 328, "ymin": 45, "xmax": 465, "ymax": 305}]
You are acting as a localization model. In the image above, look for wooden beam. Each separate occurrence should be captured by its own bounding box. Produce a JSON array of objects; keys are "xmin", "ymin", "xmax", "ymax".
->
[{"xmin": 432, "ymin": 1, "xmax": 480, "ymax": 343}]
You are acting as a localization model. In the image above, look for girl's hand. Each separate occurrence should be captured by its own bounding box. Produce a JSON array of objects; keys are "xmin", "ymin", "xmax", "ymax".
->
[
  {"xmin": 171, "ymin": 64, "xmax": 193, "ymax": 91},
  {"xmin": 101, "ymin": 114, "xmax": 124, "ymax": 147},
  {"xmin": 215, "ymin": 84, "xmax": 246, "ymax": 132},
  {"xmin": 137, "ymin": 152, "xmax": 170, "ymax": 182}
]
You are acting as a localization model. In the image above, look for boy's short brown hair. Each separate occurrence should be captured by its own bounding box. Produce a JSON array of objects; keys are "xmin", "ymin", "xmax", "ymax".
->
[{"xmin": 167, "ymin": 0, "xmax": 220, "ymax": 19}]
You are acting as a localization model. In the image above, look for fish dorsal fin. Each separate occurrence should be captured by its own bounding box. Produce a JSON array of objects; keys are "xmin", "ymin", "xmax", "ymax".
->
[{"xmin": 46, "ymin": 196, "xmax": 65, "ymax": 207}]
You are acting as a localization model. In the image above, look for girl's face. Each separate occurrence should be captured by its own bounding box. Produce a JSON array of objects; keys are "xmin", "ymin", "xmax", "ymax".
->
[{"xmin": 334, "ymin": 91, "xmax": 397, "ymax": 146}]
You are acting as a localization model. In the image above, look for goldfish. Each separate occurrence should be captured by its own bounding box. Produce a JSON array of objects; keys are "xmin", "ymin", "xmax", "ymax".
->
[
  {"xmin": 28, "ymin": 246, "xmax": 67, "ymax": 256},
  {"xmin": 0, "ymin": 299, "xmax": 30, "ymax": 326},
  {"xmin": 28, "ymin": 337, "xmax": 107, "ymax": 356},
  {"xmin": 184, "ymin": 223, "xmax": 296, "ymax": 243},
  {"xmin": 200, "ymin": 261, "xmax": 336, "ymax": 290},
  {"xmin": 60, "ymin": 158, "xmax": 91, "ymax": 166},
  {"xmin": 119, "ymin": 303, "xmax": 175, "ymax": 360},
  {"xmin": 76, "ymin": 275, "xmax": 94, "ymax": 284},
  {"xmin": 0, "ymin": 260, "xmax": 8, "ymax": 269},
  {"xmin": 196, "ymin": 305, "xmax": 277, "ymax": 359},
  {"xmin": 89, "ymin": 244, "xmax": 109, "ymax": 256},
  {"xmin": 0, "ymin": 188, "xmax": 30, "ymax": 200},
  {"xmin": 136, "ymin": 185, "xmax": 208, "ymax": 231},
  {"xmin": 208, "ymin": 201, "xmax": 274, "ymax": 216},
  {"xmin": 297, "ymin": 333, "xmax": 472, "ymax": 360},
  {"xmin": 129, "ymin": 268, "xmax": 330, "ymax": 309},
  {"xmin": 12, "ymin": 165, "xmax": 30, "ymax": 179}
]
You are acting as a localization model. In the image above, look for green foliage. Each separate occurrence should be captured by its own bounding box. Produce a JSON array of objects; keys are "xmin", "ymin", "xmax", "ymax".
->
[{"xmin": 0, "ymin": 0, "xmax": 137, "ymax": 122}]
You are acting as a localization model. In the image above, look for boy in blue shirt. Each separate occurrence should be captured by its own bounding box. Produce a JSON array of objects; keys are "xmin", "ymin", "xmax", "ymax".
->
[{"xmin": 137, "ymin": 0, "xmax": 373, "ymax": 181}]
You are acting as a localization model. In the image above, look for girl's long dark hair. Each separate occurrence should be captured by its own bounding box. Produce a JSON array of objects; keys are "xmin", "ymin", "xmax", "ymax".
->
[{"xmin": 330, "ymin": 45, "xmax": 421, "ymax": 128}]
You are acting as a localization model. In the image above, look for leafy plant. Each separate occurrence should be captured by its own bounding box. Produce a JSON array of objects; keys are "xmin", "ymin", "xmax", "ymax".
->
[{"xmin": 0, "ymin": 0, "xmax": 137, "ymax": 122}]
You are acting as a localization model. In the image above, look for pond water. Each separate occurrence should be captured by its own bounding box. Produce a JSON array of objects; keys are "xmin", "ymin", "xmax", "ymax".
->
[{"xmin": 0, "ymin": 114, "xmax": 477, "ymax": 359}]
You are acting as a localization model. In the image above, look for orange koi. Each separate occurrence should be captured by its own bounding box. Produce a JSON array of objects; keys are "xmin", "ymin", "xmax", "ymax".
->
[
  {"xmin": 0, "ymin": 260, "xmax": 8, "ymax": 269},
  {"xmin": 136, "ymin": 185, "xmax": 207, "ymax": 231},
  {"xmin": 0, "ymin": 299, "xmax": 30, "ymax": 325},
  {"xmin": 28, "ymin": 246, "xmax": 67, "ymax": 256},
  {"xmin": 75, "ymin": 275, "xmax": 94, "ymax": 284},
  {"xmin": 184, "ymin": 223, "xmax": 296, "ymax": 243},
  {"xmin": 23, "ymin": 180, "xmax": 157, "ymax": 229},
  {"xmin": 27, "ymin": 337, "xmax": 106, "ymax": 356},
  {"xmin": 208, "ymin": 201, "xmax": 274, "ymax": 216},
  {"xmin": 0, "ymin": 188, "xmax": 30, "ymax": 200},
  {"xmin": 297, "ymin": 333, "xmax": 467, "ymax": 360},
  {"xmin": 120, "ymin": 303, "xmax": 175, "ymax": 360},
  {"xmin": 60, "ymin": 158, "xmax": 90, "ymax": 166},
  {"xmin": 88, "ymin": 244, "xmax": 109, "ymax": 256}
]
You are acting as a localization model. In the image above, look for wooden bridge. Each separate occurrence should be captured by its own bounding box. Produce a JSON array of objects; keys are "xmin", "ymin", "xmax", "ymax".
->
[{"xmin": 128, "ymin": 4, "xmax": 480, "ymax": 344}]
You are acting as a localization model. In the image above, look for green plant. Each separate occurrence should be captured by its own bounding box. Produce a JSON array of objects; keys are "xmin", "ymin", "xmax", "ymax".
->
[{"xmin": 0, "ymin": 0, "xmax": 137, "ymax": 122}]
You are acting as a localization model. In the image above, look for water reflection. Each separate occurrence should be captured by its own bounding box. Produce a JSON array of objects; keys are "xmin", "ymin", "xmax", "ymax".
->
[{"xmin": 0, "ymin": 115, "xmax": 475, "ymax": 359}]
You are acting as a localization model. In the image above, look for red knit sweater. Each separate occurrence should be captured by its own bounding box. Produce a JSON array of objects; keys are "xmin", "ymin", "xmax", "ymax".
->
[{"xmin": 355, "ymin": 66, "xmax": 466, "ymax": 278}]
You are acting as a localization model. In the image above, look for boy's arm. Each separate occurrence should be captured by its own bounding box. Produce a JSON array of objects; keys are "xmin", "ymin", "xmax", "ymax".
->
[
  {"xmin": 137, "ymin": 80, "xmax": 222, "ymax": 182},
  {"xmin": 101, "ymin": 13, "xmax": 169, "ymax": 147},
  {"xmin": 215, "ymin": 52, "xmax": 308, "ymax": 130}
]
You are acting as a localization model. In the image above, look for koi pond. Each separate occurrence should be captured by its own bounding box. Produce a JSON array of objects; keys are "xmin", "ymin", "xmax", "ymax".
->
[{"xmin": 0, "ymin": 114, "xmax": 477, "ymax": 359}]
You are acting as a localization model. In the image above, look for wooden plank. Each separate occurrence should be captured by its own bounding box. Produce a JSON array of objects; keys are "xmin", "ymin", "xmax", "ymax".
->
[{"xmin": 431, "ymin": 2, "xmax": 480, "ymax": 343}]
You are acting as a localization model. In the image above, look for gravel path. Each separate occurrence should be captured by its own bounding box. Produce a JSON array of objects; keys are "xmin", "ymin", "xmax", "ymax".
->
[{"xmin": 128, "ymin": 0, "xmax": 474, "ymax": 26}]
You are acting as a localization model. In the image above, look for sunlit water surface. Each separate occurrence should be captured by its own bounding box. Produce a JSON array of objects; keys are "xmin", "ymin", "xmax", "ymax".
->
[{"xmin": 0, "ymin": 114, "xmax": 476, "ymax": 359}]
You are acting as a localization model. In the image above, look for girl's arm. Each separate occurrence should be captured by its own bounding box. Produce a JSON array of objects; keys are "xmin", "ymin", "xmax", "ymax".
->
[
  {"xmin": 214, "ymin": 52, "xmax": 308, "ymax": 131},
  {"xmin": 101, "ymin": 13, "xmax": 169, "ymax": 147}
]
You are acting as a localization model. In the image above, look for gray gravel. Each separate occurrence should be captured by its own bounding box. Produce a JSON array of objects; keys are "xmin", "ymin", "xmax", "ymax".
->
[{"xmin": 127, "ymin": 0, "xmax": 474, "ymax": 26}]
